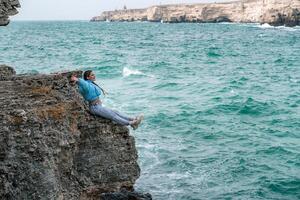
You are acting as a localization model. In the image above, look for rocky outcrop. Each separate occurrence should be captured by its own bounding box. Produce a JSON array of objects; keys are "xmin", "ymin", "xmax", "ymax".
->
[
  {"xmin": 0, "ymin": 0, "xmax": 20, "ymax": 26},
  {"xmin": 91, "ymin": 0, "xmax": 300, "ymax": 27},
  {"xmin": 0, "ymin": 65, "xmax": 150, "ymax": 200}
]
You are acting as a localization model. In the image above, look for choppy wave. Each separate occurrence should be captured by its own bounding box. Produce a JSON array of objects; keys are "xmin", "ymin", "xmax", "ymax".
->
[
  {"xmin": 2, "ymin": 21, "xmax": 300, "ymax": 200},
  {"xmin": 238, "ymin": 98, "xmax": 275, "ymax": 116}
]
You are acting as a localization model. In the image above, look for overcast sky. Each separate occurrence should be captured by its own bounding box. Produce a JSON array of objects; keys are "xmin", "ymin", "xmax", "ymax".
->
[{"xmin": 12, "ymin": 0, "xmax": 230, "ymax": 20}]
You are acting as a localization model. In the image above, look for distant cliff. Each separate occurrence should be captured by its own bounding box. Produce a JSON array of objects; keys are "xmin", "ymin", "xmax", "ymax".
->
[
  {"xmin": 0, "ymin": 0, "xmax": 20, "ymax": 26},
  {"xmin": 0, "ymin": 65, "xmax": 151, "ymax": 200},
  {"xmin": 91, "ymin": 0, "xmax": 300, "ymax": 27}
]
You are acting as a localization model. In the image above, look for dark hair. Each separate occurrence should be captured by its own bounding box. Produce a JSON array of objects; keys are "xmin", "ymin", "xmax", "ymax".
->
[
  {"xmin": 83, "ymin": 70, "xmax": 93, "ymax": 80},
  {"xmin": 83, "ymin": 70, "xmax": 106, "ymax": 96}
]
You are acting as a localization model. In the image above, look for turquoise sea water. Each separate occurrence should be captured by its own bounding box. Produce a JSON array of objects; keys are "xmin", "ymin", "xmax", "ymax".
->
[{"xmin": 1, "ymin": 21, "xmax": 300, "ymax": 199}]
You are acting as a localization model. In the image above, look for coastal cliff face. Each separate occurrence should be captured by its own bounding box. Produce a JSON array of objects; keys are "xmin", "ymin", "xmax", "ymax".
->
[
  {"xmin": 0, "ymin": 65, "xmax": 149, "ymax": 200},
  {"xmin": 0, "ymin": 0, "xmax": 20, "ymax": 26},
  {"xmin": 91, "ymin": 0, "xmax": 300, "ymax": 26}
]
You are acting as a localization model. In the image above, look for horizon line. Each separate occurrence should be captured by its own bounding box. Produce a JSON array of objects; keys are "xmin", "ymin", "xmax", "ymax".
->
[{"xmin": 12, "ymin": 19, "xmax": 90, "ymax": 21}]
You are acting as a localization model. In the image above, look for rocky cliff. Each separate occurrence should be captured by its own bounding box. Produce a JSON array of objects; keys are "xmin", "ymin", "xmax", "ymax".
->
[
  {"xmin": 0, "ymin": 0, "xmax": 20, "ymax": 26},
  {"xmin": 91, "ymin": 0, "xmax": 300, "ymax": 26},
  {"xmin": 0, "ymin": 65, "xmax": 150, "ymax": 200}
]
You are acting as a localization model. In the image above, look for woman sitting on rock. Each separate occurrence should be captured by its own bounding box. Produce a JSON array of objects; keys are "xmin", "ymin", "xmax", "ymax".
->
[{"xmin": 71, "ymin": 70, "xmax": 143, "ymax": 130}]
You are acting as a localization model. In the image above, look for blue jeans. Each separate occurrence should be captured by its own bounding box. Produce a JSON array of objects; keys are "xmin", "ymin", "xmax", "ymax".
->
[{"xmin": 89, "ymin": 104, "xmax": 134, "ymax": 126}]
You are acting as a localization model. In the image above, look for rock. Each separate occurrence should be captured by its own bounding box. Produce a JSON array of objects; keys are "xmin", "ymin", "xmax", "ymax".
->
[
  {"xmin": 99, "ymin": 188, "xmax": 152, "ymax": 200},
  {"xmin": 0, "ymin": 0, "xmax": 20, "ymax": 26},
  {"xmin": 0, "ymin": 65, "xmax": 148, "ymax": 199},
  {"xmin": 0, "ymin": 65, "xmax": 16, "ymax": 80},
  {"xmin": 91, "ymin": 0, "xmax": 300, "ymax": 27}
]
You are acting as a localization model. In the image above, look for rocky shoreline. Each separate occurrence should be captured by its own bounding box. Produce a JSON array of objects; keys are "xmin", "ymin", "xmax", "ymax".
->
[
  {"xmin": 0, "ymin": 0, "xmax": 20, "ymax": 26},
  {"xmin": 0, "ymin": 65, "xmax": 151, "ymax": 200},
  {"xmin": 91, "ymin": 0, "xmax": 300, "ymax": 27},
  {"xmin": 0, "ymin": 2, "xmax": 152, "ymax": 199}
]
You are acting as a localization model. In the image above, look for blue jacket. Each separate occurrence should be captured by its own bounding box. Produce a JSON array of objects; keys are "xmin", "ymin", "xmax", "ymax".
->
[{"xmin": 77, "ymin": 78, "xmax": 101, "ymax": 101}]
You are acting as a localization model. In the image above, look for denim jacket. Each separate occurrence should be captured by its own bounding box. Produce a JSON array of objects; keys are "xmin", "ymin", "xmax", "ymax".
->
[{"xmin": 77, "ymin": 78, "xmax": 101, "ymax": 101}]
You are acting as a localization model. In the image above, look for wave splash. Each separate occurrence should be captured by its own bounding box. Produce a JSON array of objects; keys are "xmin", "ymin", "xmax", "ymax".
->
[
  {"xmin": 258, "ymin": 23, "xmax": 299, "ymax": 31},
  {"xmin": 122, "ymin": 67, "xmax": 154, "ymax": 78},
  {"xmin": 122, "ymin": 67, "xmax": 143, "ymax": 77}
]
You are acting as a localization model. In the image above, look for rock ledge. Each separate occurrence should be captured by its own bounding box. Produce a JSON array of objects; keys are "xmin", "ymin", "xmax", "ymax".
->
[
  {"xmin": 0, "ymin": 65, "xmax": 151, "ymax": 200},
  {"xmin": 0, "ymin": 0, "xmax": 20, "ymax": 26}
]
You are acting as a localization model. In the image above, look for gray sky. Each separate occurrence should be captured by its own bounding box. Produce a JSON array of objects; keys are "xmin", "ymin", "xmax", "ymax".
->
[{"xmin": 12, "ymin": 0, "xmax": 230, "ymax": 20}]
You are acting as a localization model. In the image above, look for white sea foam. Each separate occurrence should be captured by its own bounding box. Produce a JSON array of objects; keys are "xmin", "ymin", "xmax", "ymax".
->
[
  {"xmin": 123, "ymin": 67, "xmax": 143, "ymax": 77},
  {"xmin": 258, "ymin": 23, "xmax": 299, "ymax": 31},
  {"xmin": 260, "ymin": 23, "xmax": 273, "ymax": 28},
  {"xmin": 219, "ymin": 22, "xmax": 235, "ymax": 25},
  {"xmin": 122, "ymin": 67, "xmax": 155, "ymax": 78}
]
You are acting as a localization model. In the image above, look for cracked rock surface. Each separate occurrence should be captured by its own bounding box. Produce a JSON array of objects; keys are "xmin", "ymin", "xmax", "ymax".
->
[{"xmin": 0, "ymin": 65, "xmax": 150, "ymax": 200}]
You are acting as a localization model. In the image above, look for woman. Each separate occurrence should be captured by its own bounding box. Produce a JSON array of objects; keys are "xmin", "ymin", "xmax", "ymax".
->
[{"xmin": 71, "ymin": 70, "xmax": 143, "ymax": 130}]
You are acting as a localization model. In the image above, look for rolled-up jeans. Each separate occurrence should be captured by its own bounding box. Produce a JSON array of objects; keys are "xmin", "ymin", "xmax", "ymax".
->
[{"xmin": 89, "ymin": 104, "xmax": 134, "ymax": 126}]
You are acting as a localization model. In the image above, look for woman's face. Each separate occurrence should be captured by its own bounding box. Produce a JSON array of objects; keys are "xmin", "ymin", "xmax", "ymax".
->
[{"xmin": 87, "ymin": 72, "xmax": 96, "ymax": 81}]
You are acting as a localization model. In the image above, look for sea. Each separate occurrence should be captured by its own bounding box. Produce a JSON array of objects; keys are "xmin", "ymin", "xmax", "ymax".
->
[{"xmin": 1, "ymin": 21, "xmax": 299, "ymax": 200}]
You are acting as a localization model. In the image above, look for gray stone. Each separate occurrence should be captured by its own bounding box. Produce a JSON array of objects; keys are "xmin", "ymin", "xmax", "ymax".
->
[
  {"xmin": 0, "ymin": 0, "xmax": 20, "ymax": 26},
  {"xmin": 0, "ymin": 65, "xmax": 146, "ymax": 199},
  {"xmin": 99, "ymin": 188, "xmax": 152, "ymax": 200},
  {"xmin": 0, "ymin": 65, "xmax": 16, "ymax": 80}
]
